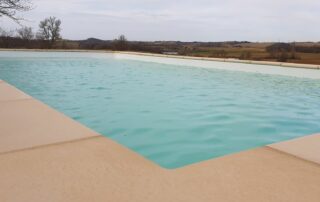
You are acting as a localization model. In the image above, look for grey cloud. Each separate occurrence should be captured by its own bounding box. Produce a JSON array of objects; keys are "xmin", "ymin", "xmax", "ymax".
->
[{"xmin": 0, "ymin": 0, "xmax": 319, "ymax": 41}]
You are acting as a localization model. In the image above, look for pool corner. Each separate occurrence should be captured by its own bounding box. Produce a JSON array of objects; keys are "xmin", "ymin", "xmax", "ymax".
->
[{"xmin": 0, "ymin": 81, "xmax": 320, "ymax": 201}]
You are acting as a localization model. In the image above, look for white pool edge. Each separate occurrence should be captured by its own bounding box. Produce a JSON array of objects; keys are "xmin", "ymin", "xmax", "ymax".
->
[{"xmin": 114, "ymin": 52, "xmax": 320, "ymax": 79}]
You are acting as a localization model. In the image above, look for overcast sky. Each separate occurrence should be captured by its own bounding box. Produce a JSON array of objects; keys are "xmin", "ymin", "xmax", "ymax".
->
[{"xmin": 1, "ymin": 0, "xmax": 319, "ymax": 41}]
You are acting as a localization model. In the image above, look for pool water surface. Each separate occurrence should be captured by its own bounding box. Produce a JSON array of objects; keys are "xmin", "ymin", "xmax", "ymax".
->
[{"xmin": 0, "ymin": 51, "xmax": 319, "ymax": 168}]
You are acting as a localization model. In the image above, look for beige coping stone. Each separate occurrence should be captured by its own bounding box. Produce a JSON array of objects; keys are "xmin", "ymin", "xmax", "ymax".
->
[
  {"xmin": 0, "ymin": 139, "xmax": 320, "ymax": 202},
  {"xmin": 120, "ymin": 51, "xmax": 320, "ymax": 70},
  {"xmin": 0, "ymin": 82, "xmax": 31, "ymax": 102},
  {"xmin": 0, "ymin": 99, "xmax": 100, "ymax": 154},
  {"xmin": 280, "ymin": 62, "xmax": 319, "ymax": 69},
  {"xmin": 269, "ymin": 133, "xmax": 320, "ymax": 164},
  {"xmin": 0, "ymin": 137, "xmax": 166, "ymax": 202},
  {"xmin": 170, "ymin": 147, "xmax": 320, "ymax": 202}
]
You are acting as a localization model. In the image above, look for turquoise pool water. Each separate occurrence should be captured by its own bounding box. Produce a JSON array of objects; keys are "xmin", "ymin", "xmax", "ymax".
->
[{"xmin": 0, "ymin": 51, "xmax": 320, "ymax": 168}]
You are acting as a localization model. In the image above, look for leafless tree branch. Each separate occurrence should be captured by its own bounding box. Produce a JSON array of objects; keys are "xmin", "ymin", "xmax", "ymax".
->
[{"xmin": 0, "ymin": 0, "xmax": 33, "ymax": 23}]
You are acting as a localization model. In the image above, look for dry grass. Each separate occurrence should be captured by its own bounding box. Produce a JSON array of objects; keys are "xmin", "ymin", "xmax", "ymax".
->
[{"xmin": 185, "ymin": 44, "xmax": 320, "ymax": 65}]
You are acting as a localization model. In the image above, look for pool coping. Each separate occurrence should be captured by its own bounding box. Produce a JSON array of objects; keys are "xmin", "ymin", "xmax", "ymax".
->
[
  {"xmin": 1, "ymin": 79, "xmax": 320, "ymax": 200},
  {"xmin": 1, "ymin": 48, "xmax": 320, "ymax": 70},
  {"xmin": 117, "ymin": 51, "xmax": 320, "ymax": 70}
]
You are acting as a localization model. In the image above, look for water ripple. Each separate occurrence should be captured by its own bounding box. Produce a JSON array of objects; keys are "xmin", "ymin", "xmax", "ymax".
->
[{"xmin": 0, "ymin": 51, "xmax": 319, "ymax": 169}]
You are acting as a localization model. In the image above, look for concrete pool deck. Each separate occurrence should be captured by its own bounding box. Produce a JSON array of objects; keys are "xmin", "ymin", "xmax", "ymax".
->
[{"xmin": 0, "ymin": 81, "xmax": 320, "ymax": 202}]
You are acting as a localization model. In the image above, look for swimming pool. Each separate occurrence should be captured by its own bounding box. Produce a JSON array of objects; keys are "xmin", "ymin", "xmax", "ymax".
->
[{"xmin": 1, "ymin": 51, "xmax": 319, "ymax": 168}]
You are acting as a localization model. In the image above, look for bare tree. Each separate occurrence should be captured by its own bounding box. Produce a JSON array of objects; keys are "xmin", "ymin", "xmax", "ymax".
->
[
  {"xmin": 0, "ymin": 26, "xmax": 14, "ymax": 37},
  {"xmin": 0, "ymin": 0, "xmax": 32, "ymax": 22},
  {"xmin": 0, "ymin": 27, "xmax": 14, "ymax": 48},
  {"xmin": 16, "ymin": 26, "xmax": 33, "ymax": 40},
  {"xmin": 37, "ymin": 16, "xmax": 62, "ymax": 45},
  {"xmin": 113, "ymin": 34, "xmax": 128, "ymax": 51}
]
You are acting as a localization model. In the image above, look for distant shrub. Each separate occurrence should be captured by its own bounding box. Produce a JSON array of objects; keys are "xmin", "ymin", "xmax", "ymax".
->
[
  {"xmin": 113, "ymin": 35, "xmax": 128, "ymax": 51},
  {"xmin": 278, "ymin": 51, "xmax": 288, "ymax": 62},
  {"xmin": 209, "ymin": 50, "xmax": 227, "ymax": 58},
  {"xmin": 239, "ymin": 51, "xmax": 252, "ymax": 60},
  {"xmin": 266, "ymin": 43, "xmax": 300, "ymax": 62},
  {"xmin": 295, "ymin": 46, "xmax": 320, "ymax": 53},
  {"xmin": 266, "ymin": 43, "xmax": 292, "ymax": 53}
]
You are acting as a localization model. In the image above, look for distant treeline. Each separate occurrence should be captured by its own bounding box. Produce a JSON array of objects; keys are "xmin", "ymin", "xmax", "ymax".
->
[
  {"xmin": 263, "ymin": 43, "xmax": 320, "ymax": 61},
  {"xmin": 295, "ymin": 46, "xmax": 320, "ymax": 53},
  {"xmin": 1, "ymin": 35, "xmax": 319, "ymax": 55},
  {"xmin": 1, "ymin": 30, "xmax": 320, "ymax": 64},
  {"xmin": 265, "ymin": 43, "xmax": 320, "ymax": 53},
  {"xmin": 0, "ymin": 36, "xmax": 186, "ymax": 53},
  {"xmin": 0, "ymin": 36, "xmax": 176, "ymax": 53}
]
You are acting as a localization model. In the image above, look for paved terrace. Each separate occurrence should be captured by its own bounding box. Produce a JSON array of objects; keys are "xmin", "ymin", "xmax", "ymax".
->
[{"xmin": 0, "ymin": 80, "xmax": 320, "ymax": 202}]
